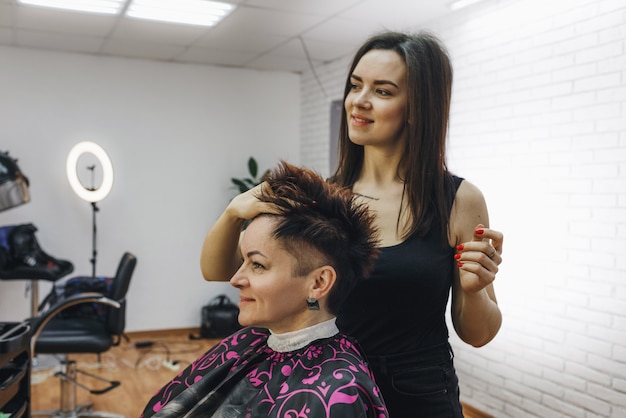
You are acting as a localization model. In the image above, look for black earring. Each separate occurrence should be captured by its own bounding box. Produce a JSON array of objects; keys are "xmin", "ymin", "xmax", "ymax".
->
[{"xmin": 306, "ymin": 297, "xmax": 320, "ymax": 310}]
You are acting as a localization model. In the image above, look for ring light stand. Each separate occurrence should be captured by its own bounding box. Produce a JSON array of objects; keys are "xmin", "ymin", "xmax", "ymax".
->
[{"xmin": 66, "ymin": 141, "xmax": 113, "ymax": 278}]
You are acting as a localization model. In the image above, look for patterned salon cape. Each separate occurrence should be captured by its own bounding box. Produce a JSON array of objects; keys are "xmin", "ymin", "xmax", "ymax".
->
[{"xmin": 141, "ymin": 327, "xmax": 388, "ymax": 418}]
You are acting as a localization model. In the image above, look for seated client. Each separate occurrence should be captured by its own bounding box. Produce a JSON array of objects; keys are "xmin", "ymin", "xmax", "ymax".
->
[{"xmin": 141, "ymin": 161, "xmax": 387, "ymax": 418}]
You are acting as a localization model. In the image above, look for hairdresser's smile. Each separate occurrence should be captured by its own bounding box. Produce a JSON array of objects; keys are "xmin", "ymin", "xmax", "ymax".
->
[{"xmin": 350, "ymin": 113, "xmax": 373, "ymax": 127}]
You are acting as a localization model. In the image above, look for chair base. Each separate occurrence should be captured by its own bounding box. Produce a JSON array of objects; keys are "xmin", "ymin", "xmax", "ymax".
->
[
  {"xmin": 32, "ymin": 403, "xmax": 124, "ymax": 418},
  {"xmin": 32, "ymin": 357, "xmax": 124, "ymax": 418}
]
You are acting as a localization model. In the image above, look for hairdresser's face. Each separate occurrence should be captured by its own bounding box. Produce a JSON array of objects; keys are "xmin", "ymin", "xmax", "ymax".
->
[
  {"xmin": 230, "ymin": 216, "xmax": 314, "ymax": 333},
  {"xmin": 345, "ymin": 49, "xmax": 409, "ymax": 149}
]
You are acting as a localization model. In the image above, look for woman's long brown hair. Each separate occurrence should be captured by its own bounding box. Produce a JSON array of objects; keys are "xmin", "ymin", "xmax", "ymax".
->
[{"xmin": 332, "ymin": 31, "xmax": 457, "ymax": 242}]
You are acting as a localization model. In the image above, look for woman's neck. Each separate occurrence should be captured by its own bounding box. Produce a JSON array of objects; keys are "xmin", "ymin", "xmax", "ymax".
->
[{"xmin": 359, "ymin": 148, "xmax": 405, "ymax": 185}]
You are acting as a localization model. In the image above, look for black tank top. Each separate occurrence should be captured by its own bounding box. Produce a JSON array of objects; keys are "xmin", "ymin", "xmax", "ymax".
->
[{"xmin": 337, "ymin": 176, "xmax": 463, "ymax": 356}]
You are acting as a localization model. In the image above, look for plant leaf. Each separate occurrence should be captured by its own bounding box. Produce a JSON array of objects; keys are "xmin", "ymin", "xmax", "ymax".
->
[
  {"xmin": 231, "ymin": 178, "xmax": 248, "ymax": 192},
  {"xmin": 243, "ymin": 178, "xmax": 256, "ymax": 187},
  {"xmin": 248, "ymin": 157, "xmax": 258, "ymax": 178}
]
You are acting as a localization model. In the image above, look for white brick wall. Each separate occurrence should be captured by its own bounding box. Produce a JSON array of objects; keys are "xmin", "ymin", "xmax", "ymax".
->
[
  {"xmin": 300, "ymin": 0, "xmax": 626, "ymax": 416},
  {"xmin": 299, "ymin": 57, "xmax": 349, "ymax": 177}
]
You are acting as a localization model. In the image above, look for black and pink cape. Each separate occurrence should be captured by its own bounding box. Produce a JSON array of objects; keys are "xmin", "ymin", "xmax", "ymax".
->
[{"xmin": 141, "ymin": 326, "xmax": 388, "ymax": 418}]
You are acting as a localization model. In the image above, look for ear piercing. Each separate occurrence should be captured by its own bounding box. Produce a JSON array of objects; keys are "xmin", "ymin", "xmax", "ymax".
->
[{"xmin": 306, "ymin": 297, "xmax": 320, "ymax": 310}]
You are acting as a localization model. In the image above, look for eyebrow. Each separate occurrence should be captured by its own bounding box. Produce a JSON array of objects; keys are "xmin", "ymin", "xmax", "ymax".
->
[
  {"xmin": 350, "ymin": 74, "xmax": 400, "ymax": 89},
  {"xmin": 246, "ymin": 250, "xmax": 268, "ymax": 259}
]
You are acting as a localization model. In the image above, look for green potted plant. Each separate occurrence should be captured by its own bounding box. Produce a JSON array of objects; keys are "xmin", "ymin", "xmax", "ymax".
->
[{"xmin": 231, "ymin": 157, "xmax": 270, "ymax": 193}]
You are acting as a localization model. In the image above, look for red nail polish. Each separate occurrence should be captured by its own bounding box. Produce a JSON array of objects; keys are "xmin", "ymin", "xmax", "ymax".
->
[
  {"xmin": 475, "ymin": 228, "xmax": 484, "ymax": 235},
  {"xmin": 456, "ymin": 244, "xmax": 464, "ymax": 251},
  {"xmin": 457, "ymin": 262, "xmax": 464, "ymax": 267},
  {"xmin": 454, "ymin": 254, "xmax": 461, "ymax": 260}
]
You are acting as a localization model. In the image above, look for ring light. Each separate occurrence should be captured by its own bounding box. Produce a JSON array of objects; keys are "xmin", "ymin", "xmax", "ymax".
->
[{"xmin": 66, "ymin": 141, "xmax": 113, "ymax": 202}]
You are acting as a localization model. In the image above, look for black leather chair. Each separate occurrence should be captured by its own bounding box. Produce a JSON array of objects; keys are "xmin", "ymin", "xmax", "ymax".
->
[{"xmin": 29, "ymin": 252, "xmax": 137, "ymax": 417}]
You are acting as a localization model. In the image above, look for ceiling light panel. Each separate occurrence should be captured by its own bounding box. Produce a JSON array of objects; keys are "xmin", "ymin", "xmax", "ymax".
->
[
  {"xmin": 126, "ymin": 0, "xmax": 235, "ymax": 27},
  {"xmin": 17, "ymin": 0, "xmax": 125, "ymax": 14}
]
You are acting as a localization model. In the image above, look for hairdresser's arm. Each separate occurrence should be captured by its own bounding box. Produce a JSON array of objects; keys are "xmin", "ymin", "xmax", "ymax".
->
[
  {"xmin": 200, "ymin": 183, "xmax": 273, "ymax": 281},
  {"xmin": 450, "ymin": 180, "xmax": 503, "ymax": 347}
]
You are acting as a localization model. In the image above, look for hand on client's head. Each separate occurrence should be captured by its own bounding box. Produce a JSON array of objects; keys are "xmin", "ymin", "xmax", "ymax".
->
[{"xmin": 226, "ymin": 182, "xmax": 277, "ymax": 221}]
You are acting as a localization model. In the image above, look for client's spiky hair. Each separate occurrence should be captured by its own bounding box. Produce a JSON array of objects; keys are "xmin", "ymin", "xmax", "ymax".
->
[{"xmin": 256, "ymin": 161, "xmax": 379, "ymax": 315}]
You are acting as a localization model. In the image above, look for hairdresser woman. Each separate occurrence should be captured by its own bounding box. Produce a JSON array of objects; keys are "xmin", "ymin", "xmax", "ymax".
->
[{"xmin": 327, "ymin": 31, "xmax": 504, "ymax": 417}]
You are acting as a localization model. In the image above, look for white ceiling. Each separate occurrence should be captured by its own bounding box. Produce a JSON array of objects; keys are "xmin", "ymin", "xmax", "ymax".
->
[{"xmin": 0, "ymin": 0, "xmax": 454, "ymax": 73}]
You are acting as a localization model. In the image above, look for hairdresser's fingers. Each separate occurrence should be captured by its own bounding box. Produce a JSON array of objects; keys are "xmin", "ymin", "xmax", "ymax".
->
[
  {"xmin": 456, "ymin": 224, "xmax": 504, "ymax": 292},
  {"xmin": 227, "ymin": 182, "xmax": 276, "ymax": 219}
]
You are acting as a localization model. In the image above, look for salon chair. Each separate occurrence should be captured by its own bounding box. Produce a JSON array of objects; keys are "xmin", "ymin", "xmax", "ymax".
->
[{"xmin": 29, "ymin": 252, "xmax": 137, "ymax": 417}]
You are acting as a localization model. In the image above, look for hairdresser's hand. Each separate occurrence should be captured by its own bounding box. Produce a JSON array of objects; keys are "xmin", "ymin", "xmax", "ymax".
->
[
  {"xmin": 225, "ymin": 182, "xmax": 278, "ymax": 220},
  {"xmin": 455, "ymin": 224, "xmax": 503, "ymax": 293}
]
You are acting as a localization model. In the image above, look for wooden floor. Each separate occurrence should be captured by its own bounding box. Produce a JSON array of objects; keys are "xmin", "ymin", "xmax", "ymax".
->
[
  {"xmin": 30, "ymin": 328, "xmax": 491, "ymax": 417},
  {"xmin": 30, "ymin": 328, "xmax": 220, "ymax": 417}
]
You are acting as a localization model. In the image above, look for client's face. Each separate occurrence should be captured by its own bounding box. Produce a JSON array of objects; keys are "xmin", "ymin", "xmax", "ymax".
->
[{"xmin": 230, "ymin": 216, "xmax": 315, "ymax": 334}]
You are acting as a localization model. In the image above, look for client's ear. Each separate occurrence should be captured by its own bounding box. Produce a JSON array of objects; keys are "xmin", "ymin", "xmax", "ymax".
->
[{"xmin": 309, "ymin": 266, "xmax": 336, "ymax": 300}]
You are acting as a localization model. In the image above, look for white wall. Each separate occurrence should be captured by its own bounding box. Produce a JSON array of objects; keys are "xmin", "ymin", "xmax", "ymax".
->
[
  {"xmin": 0, "ymin": 46, "xmax": 300, "ymax": 332},
  {"xmin": 300, "ymin": 0, "xmax": 626, "ymax": 416}
]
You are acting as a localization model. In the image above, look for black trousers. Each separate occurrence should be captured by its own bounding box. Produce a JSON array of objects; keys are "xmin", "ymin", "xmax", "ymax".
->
[{"xmin": 367, "ymin": 343, "xmax": 464, "ymax": 418}]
